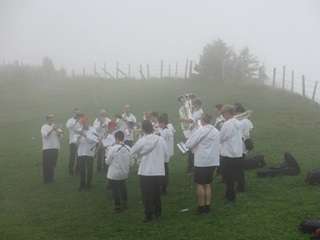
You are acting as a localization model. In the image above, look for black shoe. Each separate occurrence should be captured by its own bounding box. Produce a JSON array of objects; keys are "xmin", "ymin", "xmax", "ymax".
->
[
  {"xmin": 113, "ymin": 207, "xmax": 122, "ymax": 213},
  {"xmin": 196, "ymin": 206, "xmax": 205, "ymax": 215},
  {"xmin": 143, "ymin": 217, "xmax": 153, "ymax": 223},
  {"xmin": 203, "ymin": 205, "xmax": 211, "ymax": 214}
]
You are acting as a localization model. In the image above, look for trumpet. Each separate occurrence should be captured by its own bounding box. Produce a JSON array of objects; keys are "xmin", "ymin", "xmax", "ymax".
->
[{"xmin": 234, "ymin": 110, "xmax": 252, "ymax": 120}]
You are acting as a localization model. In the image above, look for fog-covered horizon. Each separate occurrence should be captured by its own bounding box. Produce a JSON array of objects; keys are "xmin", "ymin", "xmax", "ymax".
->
[{"xmin": 1, "ymin": 0, "xmax": 319, "ymax": 79}]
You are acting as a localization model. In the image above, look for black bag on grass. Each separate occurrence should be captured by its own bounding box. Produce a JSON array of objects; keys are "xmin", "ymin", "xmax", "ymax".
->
[
  {"xmin": 257, "ymin": 152, "xmax": 300, "ymax": 177},
  {"xmin": 305, "ymin": 169, "xmax": 320, "ymax": 185},
  {"xmin": 299, "ymin": 219, "xmax": 320, "ymax": 233},
  {"xmin": 244, "ymin": 138, "xmax": 254, "ymax": 151},
  {"xmin": 243, "ymin": 154, "xmax": 265, "ymax": 170}
]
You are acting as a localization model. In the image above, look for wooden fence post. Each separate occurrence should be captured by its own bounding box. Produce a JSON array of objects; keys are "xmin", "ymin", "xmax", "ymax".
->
[
  {"xmin": 175, "ymin": 62, "xmax": 178, "ymax": 79},
  {"xmin": 140, "ymin": 64, "xmax": 146, "ymax": 80},
  {"xmin": 282, "ymin": 65, "xmax": 286, "ymax": 89},
  {"xmin": 184, "ymin": 58, "xmax": 189, "ymax": 80},
  {"xmin": 146, "ymin": 64, "xmax": 150, "ymax": 80},
  {"xmin": 82, "ymin": 68, "xmax": 86, "ymax": 77},
  {"xmin": 168, "ymin": 64, "xmax": 171, "ymax": 79},
  {"xmin": 272, "ymin": 67, "xmax": 276, "ymax": 87},
  {"xmin": 160, "ymin": 60, "xmax": 164, "ymax": 80},
  {"xmin": 302, "ymin": 75, "xmax": 306, "ymax": 97},
  {"xmin": 291, "ymin": 70, "xmax": 295, "ymax": 92},
  {"xmin": 189, "ymin": 60, "xmax": 193, "ymax": 79},
  {"xmin": 312, "ymin": 81, "xmax": 319, "ymax": 102},
  {"xmin": 116, "ymin": 62, "xmax": 119, "ymax": 80},
  {"xmin": 128, "ymin": 64, "xmax": 131, "ymax": 79}
]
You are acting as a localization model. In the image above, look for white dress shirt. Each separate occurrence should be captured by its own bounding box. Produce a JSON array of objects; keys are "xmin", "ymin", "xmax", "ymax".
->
[
  {"xmin": 77, "ymin": 127, "xmax": 99, "ymax": 157},
  {"xmin": 131, "ymin": 134, "xmax": 169, "ymax": 176},
  {"xmin": 106, "ymin": 144, "xmax": 132, "ymax": 180},
  {"xmin": 65, "ymin": 117, "xmax": 82, "ymax": 144},
  {"xmin": 220, "ymin": 118, "xmax": 243, "ymax": 158},
  {"xmin": 159, "ymin": 127, "xmax": 174, "ymax": 161},
  {"xmin": 186, "ymin": 124, "xmax": 220, "ymax": 167},
  {"xmin": 239, "ymin": 118, "xmax": 254, "ymax": 153},
  {"xmin": 93, "ymin": 117, "xmax": 111, "ymax": 138},
  {"xmin": 41, "ymin": 124, "xmax": 61, "ymax": 150}
]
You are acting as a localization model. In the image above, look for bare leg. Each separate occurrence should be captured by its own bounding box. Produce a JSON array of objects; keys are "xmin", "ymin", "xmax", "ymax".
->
[
  {"xmin": 204, "ymin": 184, "xmax": 212, "ymax": 206},
  {"xmin": 196, "ymin": 184, "xmax": 205, "ymax": 207}
]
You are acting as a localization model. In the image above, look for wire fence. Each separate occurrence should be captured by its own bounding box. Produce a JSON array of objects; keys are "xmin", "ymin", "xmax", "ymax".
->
[{"xmin": 263, "ymin": 66, "xmax": 319, "ymax": 104}]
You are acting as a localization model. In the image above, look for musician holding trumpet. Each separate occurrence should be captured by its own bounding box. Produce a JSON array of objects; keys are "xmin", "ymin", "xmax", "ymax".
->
[
  {"xmin": 41, "ymin": 113, "xmax": 63, "ymax": 183},
  {"xmin": 178, "ymin": 94, "xmax": 204, "ymax": 174}
]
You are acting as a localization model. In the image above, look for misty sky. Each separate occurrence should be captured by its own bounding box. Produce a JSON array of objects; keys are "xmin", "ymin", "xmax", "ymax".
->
[{"xmin": 1, "ymin": 0, "xmax": 319, "ymax": 80}]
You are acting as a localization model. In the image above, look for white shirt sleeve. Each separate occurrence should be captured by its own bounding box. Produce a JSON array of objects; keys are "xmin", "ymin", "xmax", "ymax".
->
[
  {"xmin": 185, "ymin": 129, "xmax": 202, "ymax": 149},
  {"xmin": 105, "ymin": 147, "xmax": 115, "ymax": 165}
]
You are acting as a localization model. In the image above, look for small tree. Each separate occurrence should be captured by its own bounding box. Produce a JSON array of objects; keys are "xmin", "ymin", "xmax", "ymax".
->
[{"xmin": 198, "ymin": 39, "xmax": 262, "ymax": 82}]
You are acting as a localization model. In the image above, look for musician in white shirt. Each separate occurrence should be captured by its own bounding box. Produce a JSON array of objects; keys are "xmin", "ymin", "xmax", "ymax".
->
[
  {"xmin": 93, "ymin": 109, "xmax": 111, "ymax": 173},
  {"xmin": 77, "ymin": 117, "xmax": 99, "ymax": 191},
  {"xmin": 234, "ymin": 103, "xmax": 254, "ymax": 193},
  {"xmin": 41, "ymin": 114, "xmax": 62, "ymax": 183},
  {"xmin": 65, "ymin": 108, "xmax": 82, "ymax": 176},
  {"xmin": 158, "ymin": 114, "xmax": 174, "ymax": 194},
  {"xmin": 106, "ymin": 131, "xmax": 132, "ymax": 212},
  {"xmin": 131, "ymin": 120, "xmax": 169, "ymax": 222},
  {"xmin": 186, "ymin": 113, "xmax": 220, "ymax": 214},
  {"xmin": 121, "ymin": 104, "xmax": 137, "ymax": 147},
  {"xmin": 186, "ymin": 98, "xmax": 204, "ymax": 174},
  {"xmin": 219, "ymin": 105, "xmax": 244, "ymax": 203}
]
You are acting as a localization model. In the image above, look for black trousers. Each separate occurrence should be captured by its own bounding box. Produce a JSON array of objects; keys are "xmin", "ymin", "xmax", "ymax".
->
[
  {"xmin": 78, "ymin": 156, "xmax": 94, "ymax": 189},
  {"xmin": 96, "ymin": 146, "xmax": 105, "ymax": 172},
  {"xmin": 220, "ymin": 156, "xmax": 243, "ymax": 201},
  {"xmin": 109, "ymin": 179, "xmax": 127, "ymax": 207},
  {"xmin": 68, "ymin": 143, "xmax": 78, "ymax": 175},
  {"xmin": 42, "ymin": 149, "xmax": 58, "ymax": 183},
  {"xmin": 236, "ymin": 156, "xmax": 246, "ymax": 192},
  {"xmin": 187, "ymin": 150, "xmax": 194, "ymax": 173},
  {"xmin": 161, "ymin": 163, "xmax": 169, "ymax": 194},
  {"xmin": 140, "ymin": 175, "xmax": 163, "ymax": 220}
]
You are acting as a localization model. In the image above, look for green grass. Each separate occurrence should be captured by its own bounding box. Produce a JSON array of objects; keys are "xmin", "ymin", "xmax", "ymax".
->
[{"xmin": 1, "ymin": 77, "xmax": 320, "ymax": 240}]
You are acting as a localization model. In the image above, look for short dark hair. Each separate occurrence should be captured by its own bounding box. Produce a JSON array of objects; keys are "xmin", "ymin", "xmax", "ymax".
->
[
  {"xmin": 215, "ymin": 104, "xmax": 223, "ymax": 110},
  {"xmin": 193, "ymin": 98, "xmax": 202, "ymax": 107},
  {"xmin": 142, "ymin": 120, "xmax": 153, "ymax": 134},
  {"xmin": 234, "ymin": 102, "xmax": 246, "ymax": 113},
  {"xmin": 114, "ymin": 131, "xmax": 124, "ymax": 141},
  {"xmin": 159, "ymin": 113, "xmax": 168, "ymax": 125},
  {"xmin": 202, "ymin": 113, "xmax": 212, "ymax": 124}
]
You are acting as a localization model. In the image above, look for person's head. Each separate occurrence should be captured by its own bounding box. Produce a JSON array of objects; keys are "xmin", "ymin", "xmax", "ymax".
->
[
  {"xmin": 193, "ymin": 98, "xmax": 202, "ymax": 110},
  {"xmin": 234, "ymin": 102, "xmax": 246, "ymax": 114},
  {"xmin": 151, "ymin": 112, "xmax": 159, "ymax": 122},
  {"xmin": 79, "ymin": 115, "xmax": 90, "ymax": 129},
  {"xmin": 99, "ymin": 109, "xmax": 108, "ymax": 118},
  {"xmin": 143, "ymin": 112, "xmax": 152, "ymax": 120},
  {"xmin": 158, "ymin": 114, "xmax": 169, "ymax": 129},
  {"xmin": 215, "ymin": 104, "xmax": 223, "ymax": 114},
  {"xmin": 123, "ymin": 104, "xmax": 130, "ymax": 114},
  {"xmin": 108, "ymin": 120, "xmax": 117, "ymax": 133},
  {"xmin": 178, "ymin": 95, "xmax": 185, "ymax": 105},
  {"xmin": 46, "ymin": 113, "xmax": 55, "ymax": 125},
  {"xmin": 114, "ymin": 131, "xmax": 124, "ymax": 143},
  {"xmin": 221, "ymin": 104, "xmax": 235, "ymax": 120},
  {"xmin": 142, "ymin": 120, "xmax": 153, "ymax": 134},
  {"xmin": 201, "ymin": 113, "xmax": 213, "ymax": 126},
  {"xmin": 72, "ymin": 108, "xmax": 81, "ymax": 119}
]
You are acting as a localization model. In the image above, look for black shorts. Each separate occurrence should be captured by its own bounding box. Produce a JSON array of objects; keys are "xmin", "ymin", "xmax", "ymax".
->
[{"xmin": 194, "ymin": 167, "xmax": 216, "ymax": 185}]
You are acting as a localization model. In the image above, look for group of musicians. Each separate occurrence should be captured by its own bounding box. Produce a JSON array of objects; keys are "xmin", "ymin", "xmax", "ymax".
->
[{"xmin": 40, "ymin": 96, "xmax": 253, "ymax": 222}]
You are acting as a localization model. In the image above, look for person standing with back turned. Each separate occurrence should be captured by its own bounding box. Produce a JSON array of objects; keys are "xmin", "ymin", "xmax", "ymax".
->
[
  {"xmin": 131, "ymin": 120, "xmax": 169, "ymax": 223},
  {"xmin": 219, "ymin": 105, "xmax": 244, "ymax": 204}
]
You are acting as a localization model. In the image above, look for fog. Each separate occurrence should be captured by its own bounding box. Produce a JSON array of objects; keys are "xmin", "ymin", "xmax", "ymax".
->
[{"xmin": 1, "ymin": 0, "xmax": 319, "ymax": 80}]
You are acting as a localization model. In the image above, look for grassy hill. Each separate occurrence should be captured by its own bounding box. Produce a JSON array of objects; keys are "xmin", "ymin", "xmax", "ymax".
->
[{"xmin": 0, "ymin": 77, "xmax": 320, "ymax": 240}]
